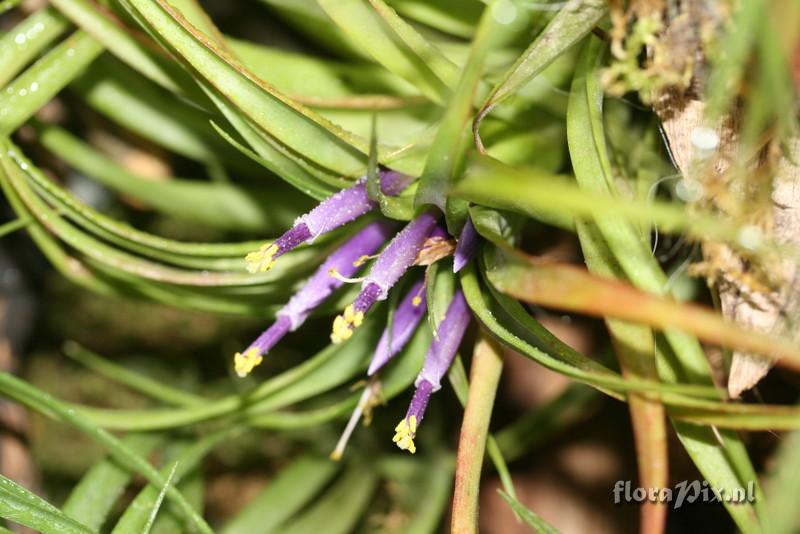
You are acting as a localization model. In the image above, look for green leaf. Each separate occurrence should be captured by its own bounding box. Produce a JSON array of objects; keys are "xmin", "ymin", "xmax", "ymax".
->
[
  {"xmin": 37, "ymin": 122, "xmax": 309, "ymax": 232},
  {"xmin": 498, "ymin": 490, "xmax": 560, "ymax": 534},
  {"xmin": 414, "ymin": 0, "xmax": 504, "ymax": 230},
  {"xmin": 703, "ymin": 0, "xmax": 760, "ymax": 122},
  {"xmin": 111, "ymin": 430, "xmax": 230, "ymax": 534},
  {"xmin": 0, "ymin": 372, "xmax": 214, "ymax": 534},
  {"xmin": 0, "ymin": 476, "xmax": 96, "ymax": 534},
  {"xmin": 402, "ymin": 452, "xmax": 455, "ymax": 533},
  {"xmin": 576, "ymin": 220, "xmax": 668, "ymax": 532},
  {"xmin": 425, "ymin": 260, "xmax": 455, "ymax": 333},
  {"xmin": 764, "ymin": 429, "xmax": 800, "ymax": 534},
  {"xmin": 228, "ymin": 37, "xmax": 416, "ymax": 103},
  {"xmin": 278, "ymin": 465, "xmax": 378, "ymax": 534},
  {"xmin": 63, "ymin": 342, "xmax": 204, "ymax": 407},
  {"xmin": 318, "ymin": 0, "xmax": 458, "ymax": 103},
  {"xmin": 118, "ymin": 0, "xmax": 372, "ymax": 176},
  {"xmin": 141, "ymin": 463, "xmax": 177, "ymax": 534},
  {"xmin": 206, "ymin": 90, "xmax": 345, "ymax": 199},
  {"xmin": 485, "ymin": 249, "xmax": 800, "ymax": 368},
  {"xmin": 0, "ymin": 30, "xmax": 103, "ymax": 135},
  {"xmin": 150, "ymin": 467, "xmax": 204, "ymax": 534},
  {"xmin": 0, "ymin": 151, "xmax": 125, "ymax": 296},
  {"xmin": 461, "ymin": 261, "xmax": 721, "ymax": 400},
  {"xmin": 72, "ymin": 55, "xmax": 249, "ymax": 171},
  {"xmin": 0, "ymin": 7, "xmax": 70, "ymax": 87},
  {"xmin": 456, "ymin": 152, "xmax": 746, "ymax": 244},
  {"xmin": 7, "ymin": 149, "xmax": 305, "ymax": 268},
  {"xmin": 1, "ymin": 144, "xmax": 274, "ymax": 286},
  {"xmin": 72, "ymin": 313, "xmax": 387, "ymax": 430},
  {"xmin": 388, "ymin": 0, "xmax": 484, "ymax": 38},
  {"xmin": 566, "ymin": 37, "xmax": 765, "ymax": 532},
  {"xmin": 49, "ymin": 0, "xmax": 197, "ymax": 96},
  {"xmin": 0, "ymin": 215, "xmax": 31, "ymax": 238},
  {"xmin": 63, "ymin": 433, "xmax": 163, "ymax": 530},
  {"xmin": 476, "ymin": 0, "xmax": 606, "ymax": 122},
  {"xmin": 221, "ymin": 455, "xmax": 339, "ymax": 534},
  {"xmin": 257, "ymin": 0, "xmax": 367, "ymax": 59}
]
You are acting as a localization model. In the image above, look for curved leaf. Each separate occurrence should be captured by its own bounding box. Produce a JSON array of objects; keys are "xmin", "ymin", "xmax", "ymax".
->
[
  {"xmin": 119, "ymin": 0, "xmax": 372, "ymax": 176},
  {"xmin": 0, "ymin": 476, "xmax": 96, "ymax": 534},
  {"xmin": 0, "ymin": 7, "xmax": 70, "ymax": 87}
]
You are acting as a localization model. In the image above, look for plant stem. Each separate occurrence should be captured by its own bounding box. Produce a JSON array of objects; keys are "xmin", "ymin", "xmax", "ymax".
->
[{"xmin": 451, "ymin": 335, "xmax": 503, "ymax": 534}]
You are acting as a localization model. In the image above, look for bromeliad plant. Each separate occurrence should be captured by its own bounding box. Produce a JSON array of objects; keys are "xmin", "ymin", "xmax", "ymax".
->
[{"xmin": 0, "ymin": 0, "xmax": 799, "ymax": 533}]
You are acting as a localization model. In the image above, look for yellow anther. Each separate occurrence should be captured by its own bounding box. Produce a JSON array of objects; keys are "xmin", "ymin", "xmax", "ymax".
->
[
  {"xmin": 392, "ymin": 416, "xmax": 417, "ymax": 454},
  {"xmin": 331, "ymin": 305, "xmax": 364, "ymax": 343},
  {"xmin": 352, "ymin": 254, "xmax": 377, "ymax": 267},
  {"xmin": 412, "ymin": 295, "xmax": 422, "ymax": 307},
  {"xmin": 244, "ymin": 243, "xmax": 278, "ymax": 274},
  {"xmin": 233, "ymin": 347, "xmax": 263, "ymax": 377},
  {"xmin": 343, "ymin": 305, "xmax": 364, "ymax": 327},
  {"xmin": 331, "ymin": 315, "xmax": 353, "ymax": 344}
]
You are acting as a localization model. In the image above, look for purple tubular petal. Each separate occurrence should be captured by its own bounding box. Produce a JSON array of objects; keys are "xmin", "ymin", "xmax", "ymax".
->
[
  {"xmin": 258, "ymin": 171, "xmax": 410, "ymax": 268},
  {"xmin": 453, "ymin": 218, "xmax": 479, "ymax": 273},
  {"xmin": 379, "ymin": 169, "xmax": 413, "ymax": 196},
  {"xmin": 416, "ymin": 289, "xmax": 470, "ymax": 390},
  {"xmin": 393, "ymin": 290, "xmax": 468, "ymax": 451},
  {"xmin": 299, "ymin": 170, "xmax": 411, "ymax": 240},
  {"xmin": 429, "ymin": 225, "xmax": 448, "ymax": 239},
  {"xmin": 243, "ymin": 220, "xmax": 395, "ymax": 358},
  {"xmin": 280, "ymin": 220, "xmax": 396, "ymax": 328},
  {"xmin": 368, "ymin": 279, "xmax": 427, "ymax": 376},
  {"xmin": 352, "ymin": 282, "xmax": 383, "ymax": 315},
  {"xmin": 273, "ymin": 223, "xmax": 313, "ymax": 259},
  {"xmin": 405, "ymin": 379, "xmax": 434, "ymax": 424},
  {"xmin": 360, "ymin": 210, "xmax": 438, "ymax": 302},
  {"xmin": 299, "ymin": 181, "xmax": 372, "ymax": 238},
  {"xmin": 246, "ymin": 315, "xmax": 292, "ymax": 355}
]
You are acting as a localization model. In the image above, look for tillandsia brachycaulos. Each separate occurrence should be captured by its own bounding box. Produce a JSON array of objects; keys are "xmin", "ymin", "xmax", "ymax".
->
[
  {"xmin": 3, "ymin": 0, "xmax": 799, "ymax": 531},
  {"xmin": 234, "ymin": 168, "xmax": 478, "ymax": 455}
]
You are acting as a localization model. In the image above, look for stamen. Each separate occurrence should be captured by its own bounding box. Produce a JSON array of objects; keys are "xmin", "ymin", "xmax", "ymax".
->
[
  {"xmin": 327, "ymin": 268, "xmax": 365, "ymax": 284},
  {"xmin": 233, "ymin": 347, "xmax": 263, "ymax": 377},
  {"xmin": 330, "ymin": 283, "xmax": 381, "ymax": 344},
  {"xmin": 244, "ymin": 224, "xmax": 312, "ymax": 274},
  {"xmin": 392, "ymin": 377, "xmax": 435, "ymax": 454},
  {"xmin": 330, "ymin": 304, "xmax": 365, "ymax": 344},
  {"xmin": 392, "ymin": 415, "xmax": 418, "ymax": 454},
  {"xmin": 330, "ymin": 381, "xmax": 381, "ymax": 461},
  {"xmin": 245, "ymin": 243, "xmax": 278, "ymax": 274},
  {"xmin": 353, "ymin": 254, "xmax": 379, "ymax": 267},
  {"xmin": 412, "ymin": 283, "xmax": 425, "ymax": 307}
]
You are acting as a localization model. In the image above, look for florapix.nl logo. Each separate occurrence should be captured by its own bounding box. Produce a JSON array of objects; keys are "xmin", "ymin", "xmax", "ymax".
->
[{"xmin": 613, "ymin": 480, "xmax": 756, "ymax": 509}]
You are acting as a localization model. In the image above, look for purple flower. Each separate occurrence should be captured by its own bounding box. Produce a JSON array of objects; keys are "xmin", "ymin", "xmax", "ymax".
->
[
  {"xmin": 234, "ymin": 220, "xmax": 396, "ymax": 377},
  {"xmin": 330, "ymin": 279, "xmax": 429, "ymax": 461},
  {"xmin": 245, "ymin": 170, "xmax": 410, "ymax": 273},
  {"xmin": 453, "ymin": 217, "xmax": 479, "ymax": 273},
  {"xmin": 393, "ymin": 289, "xmax": 470, "ymax": 453},
  {"xmin": 330, "ymin": 211, "xmax": 439, "ymax": 344},
  {"xmin": 367, "ymin": 279, "xmax": 428, "ymax": 376}
]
